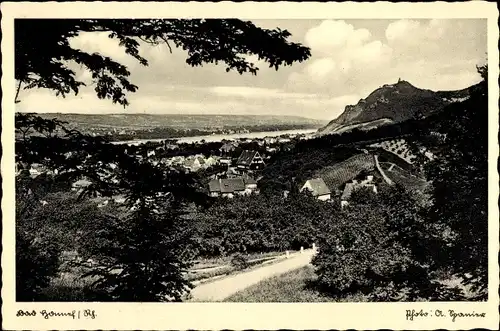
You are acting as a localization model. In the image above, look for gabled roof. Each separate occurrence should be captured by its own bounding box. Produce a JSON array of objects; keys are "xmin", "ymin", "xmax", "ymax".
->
[
  {"xmin": 303, "ymin": 178, "xmax": 331, "ymax": 196},
  {"xmin": 184, "ymin": 158, "xmax": 200, "ymax": 167},
  {"xmin": 220, "ymin": 178, "xmax": 246, "ymax": 193},
  {"xmin": 237, "ymin": 150, "xmax": 259, "ymax": 166},
  {"xmin": 208, "ymin": 178, "xmax": 247, "ymax": 193},
  {"xmin": 244, "ymin": 176, "xmax": 257, "ymax": 185},
  {"xmin": 209, "ymin": 179, "xmax": 221, "ymax": 192}
]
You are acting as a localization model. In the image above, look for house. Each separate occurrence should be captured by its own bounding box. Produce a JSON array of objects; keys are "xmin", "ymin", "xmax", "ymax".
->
[
  {"xmin": 264, "ymin": 137, "xmax": 277, "ymax": 144},
  {"xmin": 164, "ymin": 140, "xmax": 179, "ymax": 150},
  {"xmin": 208, "ymin": 179, "xmax": 223, "ymax": 197},
  {"xmin": 220, "ymin": 142, "xmax": 237, "ymax": 155},
  {"xmin": 226, "ymin": 167, "xmax": 240, "ymax": 178},
  {"xmin": 220, "ymin": 157, "xmax": 232, "ymax": 165},
  {"xmin": 242, "ymin": 173, "xmax": 258, "ymax": 191},
  {"xmin": 301, "ymin": 178, "xmax": 331, "ymax": 201},
  {"xmin": 171, "ymin": 156, "xmax": 185, "ymax": 165},
  {"xmin": 29, "ymin": 163, "xmax": 45, "ymax": 177},
  {"xmin": 340, "ymin": 176, "xmax": 378, "ymax": 208},
  {"xmin": 236, "ymin": 150, "xmax": 265, "ymax": 170},
  {"xmin": 340, "ymin": 183, "xmax": 355, "ymax": 208},
  {"xmin": 184, "ymin": 157, "xmax": 202, "ymax": 172},
  {"xmin": 209, "ymin": 178, "xmax": 245, "ymax": 198},
  {"xmin": 266, "ymin": 147, "xmax": 278, "ymax": 153},
  {"xmin": 208, "ymin": 176, "xmax": 259, "ymax": 198},
  {"xmin": 195, "ymin": 156, "xmax": 206, "ymax": 168},
  {"xmin": 205, "ymin": 156, "xmax": 219, "ymax": 167}
]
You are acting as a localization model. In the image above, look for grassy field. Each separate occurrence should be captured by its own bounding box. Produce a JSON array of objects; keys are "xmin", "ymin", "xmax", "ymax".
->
[
  {"xmin": 224, "ymin": 265, "xmax": 475, "ymax": 303},
  {"xmin": 224, "ymin": 265, "xmax": 369, "ymax": 302}
]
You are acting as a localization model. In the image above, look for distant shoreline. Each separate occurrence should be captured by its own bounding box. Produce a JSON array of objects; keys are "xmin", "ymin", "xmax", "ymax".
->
[{"xmin": 111, "ymin": 128, "xmax": 318, "ymax": 146}]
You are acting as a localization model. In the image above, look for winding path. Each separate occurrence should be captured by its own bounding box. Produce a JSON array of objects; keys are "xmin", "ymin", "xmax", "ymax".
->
[
  {"xmin": 187, "ymin": 249, "xmax": 316, "ymax": 302},
  {"xmin": 374, "ymin": 154, "xmax": 394, "ymax": 185}
]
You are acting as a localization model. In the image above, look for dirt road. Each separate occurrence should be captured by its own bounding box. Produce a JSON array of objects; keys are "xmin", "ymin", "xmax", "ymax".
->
[{"xmin": 187, "ymin": 249, "xmax": 316, "ymax": 302}]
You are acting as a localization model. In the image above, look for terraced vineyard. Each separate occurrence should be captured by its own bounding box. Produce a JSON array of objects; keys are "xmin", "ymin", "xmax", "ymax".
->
[
  {"xmin": 315, "ymin": 153, "xmax": 375, "ymax": 190},
  {"xmin": 380, "ymin": 162, "xmax": 428, "ymax": 192},
  {"xmin": 369, "ymin": 138, "xmax": 416, "ymax": 164}
]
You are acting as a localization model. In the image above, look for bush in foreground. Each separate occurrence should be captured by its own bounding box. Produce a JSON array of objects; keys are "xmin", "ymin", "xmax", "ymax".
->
[{"xmin": 312, "ymin": 186, "xmax": 463, "ymax": 301}]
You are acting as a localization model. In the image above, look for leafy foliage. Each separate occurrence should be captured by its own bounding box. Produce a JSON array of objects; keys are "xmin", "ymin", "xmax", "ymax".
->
[
  {"xmin": 192, "ymin": 192, "xmax": 330, "ymax": 258},
  {"xmin": 15, "ymin": 19, "xmax": 310, "ymax": 106},
  {"xmin": 312, "ymin": 185, "xmax": 463, "ymax": 301},
  {"xmin": 76, "ymin": 200, "xmax": 195, "ymax": 301}
]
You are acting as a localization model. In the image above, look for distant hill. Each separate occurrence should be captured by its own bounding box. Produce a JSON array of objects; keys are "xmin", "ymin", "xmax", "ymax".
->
[
  {"xmin": 318, "ymin": 79, "xmax": 475, "ymax": 135},
  {"xmin": 25, "ymin": 113, "xmax": 326, "ymax": 131}
]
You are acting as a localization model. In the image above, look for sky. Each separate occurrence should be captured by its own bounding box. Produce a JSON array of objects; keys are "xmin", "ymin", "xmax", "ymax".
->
[{"xmin": 17, "ymin": 19, "xmax": 487, "ymax": 120}]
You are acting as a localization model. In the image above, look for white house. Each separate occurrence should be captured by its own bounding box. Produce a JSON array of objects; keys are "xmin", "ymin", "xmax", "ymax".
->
[{"xmin": 301, "ymin": 178, "xmax": 331, "ymax": 201}]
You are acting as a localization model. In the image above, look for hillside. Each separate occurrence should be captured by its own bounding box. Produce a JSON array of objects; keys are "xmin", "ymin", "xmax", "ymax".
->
[
  {"xmin": 26, "ymin": 113, "xmax": 326, "ymax": 131},
  {"xmin": 369, "ymin": 139, "xmax": 416, "ymax": 164},
  {"xmin": 314, "ymin": 153, "xmax": 375, "ymax": 191},
  {"xmin": 319, "ymin": 79, "xmax": 474, "ymax": 135},
  {"xmin": 324, "ymin": 118, "xmax": 394, "ymax": 135}
]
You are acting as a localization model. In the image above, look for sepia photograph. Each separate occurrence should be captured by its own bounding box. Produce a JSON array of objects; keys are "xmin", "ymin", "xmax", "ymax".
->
[{"xmin": 2, "ymin": 1, "xmax": 499, "ymax": 330}]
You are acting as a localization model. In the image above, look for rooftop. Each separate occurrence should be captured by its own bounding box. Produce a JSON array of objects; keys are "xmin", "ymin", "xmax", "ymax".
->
[
  {"xmin": 220, "ymin": 178, "xmax": 246, "ymax": 193},
  {"xmin": 303, "ymin": 178, "xmax": 331, "ymax": 196},
  {"xmin": 237, "ymin": 150, "xmax": 259, "ymax": 166},
  {"xmin": 209, "ymin": 176, "xmax": 258, "ymax": 193}
]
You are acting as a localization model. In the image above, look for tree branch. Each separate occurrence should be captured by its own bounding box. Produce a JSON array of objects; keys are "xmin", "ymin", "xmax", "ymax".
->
[
  {"xmin": 160, "ymin": 36, "xmax": 173, "ymax": 54},
  {"xmin": 15, "ymin": 80, "xmax": 22, "ymax": 104}
]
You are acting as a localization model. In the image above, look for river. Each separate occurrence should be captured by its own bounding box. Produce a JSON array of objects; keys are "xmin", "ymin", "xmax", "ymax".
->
[{"xmin": 111, "ymin": 128, "xmax": 318, "ymax": 146}]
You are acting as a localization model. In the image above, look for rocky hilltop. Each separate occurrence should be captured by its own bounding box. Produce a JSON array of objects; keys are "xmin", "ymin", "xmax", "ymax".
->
[{"xmin": 319, "ymin": 79, "xmax": 473, "ymax": 135}]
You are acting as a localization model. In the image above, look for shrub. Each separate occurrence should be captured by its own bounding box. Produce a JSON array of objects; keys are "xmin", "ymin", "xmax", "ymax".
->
[
  {"xmin": 231, "ymin": 254, "xmax": 249, "ymax": 270},
  {"xmin": 312, "ymin": 186, "xmax": 446, "ymax": 300}
]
